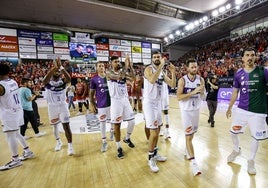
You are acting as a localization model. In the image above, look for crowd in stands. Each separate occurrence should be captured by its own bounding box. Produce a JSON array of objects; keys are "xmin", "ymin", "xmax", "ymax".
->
[{"xmin": 4, "ymin": 27, "xmax": 268, "ymax": 92}]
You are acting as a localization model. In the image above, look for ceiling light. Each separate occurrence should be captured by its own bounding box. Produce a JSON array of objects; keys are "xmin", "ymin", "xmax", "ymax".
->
[
  {"xmin": 219, "ymin": 6, "xmax": 226, "ymax": 13},
  {"xmin": 194, "ymin": 20, "xmax": 200, "ymax": 26},
  {"xmin": 175, "ymin": 30, "xmax": 181, "ymax": 35},
  {"xmin": 226, "ymin": 4, "xmax": 231, "ymax": 9},
  {"xmin": 212, "ymin": 10, "xmax": 219, "ymax": 17},
  {"xmin": 203, "ymin": 16, "xmax": 208, "ymax": 21},
  {"xmin": 164, "ymin": 37, "xmax": 168, "ymax": 42},
  {"xmin": 236, "ymin": 5, "xmax": 240, "ymax": 10},
  {"xmin": 235, "ymin": 0, "xmax": 243, "ymax": 5},
  {"xmin": 168, "ymin": 34, "xmax": 174, "ymax": 39}
]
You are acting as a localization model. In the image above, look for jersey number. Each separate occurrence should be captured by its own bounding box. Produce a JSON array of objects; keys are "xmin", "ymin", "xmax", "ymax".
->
[{"xmin": 13, "ymin": 94, "xmax": 20, "ymax": 104}]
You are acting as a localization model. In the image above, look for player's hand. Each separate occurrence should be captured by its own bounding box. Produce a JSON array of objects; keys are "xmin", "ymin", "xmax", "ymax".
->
[
  {"xmin": 226, "ymin": 109, "xmax": 232, "ymax": 119},
  {"xmin": 168, "ymin": 63, "xmax": 176, "ymax": 73}
]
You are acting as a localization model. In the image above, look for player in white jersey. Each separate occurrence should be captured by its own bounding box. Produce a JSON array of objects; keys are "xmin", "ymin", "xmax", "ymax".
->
[
  {"xmin": 143, "ymin": 51, "xmax": 176, "ymax": 173},
  {"xmin": 106, "ymin": 55, "xmax": 135, "ymax": 159},
  {"xmin": 0, "ymin": 63, "xmax": 34, "ymax": 171},
  {"xmin": 159, "ymin": 79, "xmax": 171, "ymax": 139},
  {"xmin": 43, "ymin": 57, "xmax": 74, "ymax": 156},
  {"xmin": 177, "ymin": 58, "xmax": 205, "ymax": 176}
]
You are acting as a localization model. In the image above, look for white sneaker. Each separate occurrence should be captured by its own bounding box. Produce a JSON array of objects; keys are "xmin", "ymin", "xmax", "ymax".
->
[
  {"xmin": 68, "ymin": 146, "xmax": 74, "ymax": 156},
  {"xmin": 148, "ymin": 158, "xmax": 159, "ymax": 172},
  {"xmin": 101, "ymin": 142, "xmax": 108, "ymax": 152},
  {"xmin": 0, "ymin": 159, "xmax": 22, "ymax": 171},
  {"xmin": 192, "ymin": 162, "xmax": 201, "ymax": 176},
  {"xmin": 24, "ymin": 135, "xmax": 31, "ymax": 140},
  {"xmin": 55, "ymin": 141, "xmax": 63, "ymax": 151},
  {"xmin": 164, "ymin": 130, "xmax": 171, "ymax": 139},
  {"xmin": 35, "ymin": 132, "xmax": 46, "ymax": 137},
  {"xmin": 154, "ymin": 154, "xmax": 167, "ymax": 162},
  {"xmin": 227, "ymin": 148, "xmax": 241, "ymax": 163},
  {"xmin": 76, "ymin": 112, "xmax": 83, "ymax": 116},
  {"xmin": 159, "ymin": 129, "xmax": 164, "ymax": 136},
  {"xmin": 19, "ymin": 151, "xmax": 34, "ymax": 161},
  {"xmin": 247, "ymin": 160, "xmax": 256, "ymax": 175}
]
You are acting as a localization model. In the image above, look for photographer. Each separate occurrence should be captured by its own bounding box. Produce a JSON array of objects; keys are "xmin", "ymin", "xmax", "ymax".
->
[{"xmin": 206, "ymin": 74, "xmax": 219, "ymax": 127}]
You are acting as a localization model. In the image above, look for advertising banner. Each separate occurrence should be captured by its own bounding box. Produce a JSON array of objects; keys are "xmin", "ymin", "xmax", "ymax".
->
[
  {"xmin": 121, "ymin": 40, "xmax": 131, "ymax": 46},
  {"xmin": 96, "ymin": 44, "xmax": 109, "ymax": 50},
  {"xmin": 40, "ymin": 32, "xmax": 53, "ymax": 40},
  {"xmin": 109, "ymin": 45, "xmax": 131, "ymax": 52},
  {"xmin": 132, "ymin": 53, "xmax": 141, "ymax": 58},
  {"xmin": 97, "ymin": 56, "xmax": 109, "ymax": 61},
  {"xmin": 97, "ymin": 50, "xmax": 109, "ymax": 56},
  {"xmin": 18, "ymin": 37, "xmax": 36, "ymax": 45},
  {"xmin": 0, "ymin": 52, "xmax": 18, "ymax": 57},
  {"xmin": 37, "ymin": 46, "xmax": 53, "ymax": 52},
  {"xmin": 131, "ymin": 46, "xmax": 141, "ymax": 53},
  {"xmin": 142, "ymin": 42, "xmax": 151, "ymax": 48},
  {"xmin": 19, "ymin": 52, "xmax": 37, "ymax": 59},
  {"xmin": 0, "ymin": 28, "xmax": 17, "ymax": 36},
  {"xmin": 132, "ymin": 41, "xmax": 141, "ymax": 47},
  {"xmin": 17, "ymin": 29, "xmax": 41, "ymax": 38},
  {"xmin": 143, "ymin": 59, "xmax": 151, "ymax": 65},
  {"xmin": 0, "ymin": 44, "xmax": 18, "ymax": 52},
  {"xmin": 152, "ymin": 43, "xmax": 161, "ymax": 50},
  {"xmin": 109, "ymin": 51, "xmax": 121, "ymax": 57},
  {"xmin": 53, "ymin": 33, "xmax": 68, "ymax": 41},
  {"xmin": 0, "ymin": 36, "xmax": 17, "ymax": 44},
  {"xmin": 19, "ymin": 45, "xmax": 36, "ymax": 53},
  {"xmin": 54, "ymin": 40, "xmax": 69, "ymax": 48},
  {"xmin": 36, "ymin": 39, "xmax": 53, "ymax": 46},
  {"xmin": 109, "ymin": 39, "xmax": 120, "ymax": 45},
  {"xmin": 54, "ymin": 48, "xmax": 70, "ymax": 54},
  {"xmin": 142, "ymin": 48, "xmax": 151, "ymax": 53},
  {"xmin": 142, "ymin": 53, "xmax": 151, "ymax": 59}
]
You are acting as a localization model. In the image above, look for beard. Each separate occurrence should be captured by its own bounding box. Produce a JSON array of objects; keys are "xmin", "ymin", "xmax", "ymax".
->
[{"xmin": 153, "ymin": 60, "xmax": 161, "ymax": 66}]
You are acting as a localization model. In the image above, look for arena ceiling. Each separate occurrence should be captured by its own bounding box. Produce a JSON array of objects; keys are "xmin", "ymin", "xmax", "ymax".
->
[{"xmin": 0, "ymin": 0, "xmax": 267, "ymax": 47}]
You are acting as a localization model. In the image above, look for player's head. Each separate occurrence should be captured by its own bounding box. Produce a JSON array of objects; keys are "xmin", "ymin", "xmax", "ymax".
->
[
  {"xmin": 186, "ymin": 58, "xmax": 198, "ymax": 76},
  {"xmin": 152, "ymin": 51, "xmax": 161, "ymax": 66},
  {"xmin": 21, "ymin": 78, "xmax": 31, "ymax": 87},
  {"xmin": 96, "ymin": 61, "xmax": 105, "ymax": 74},
  {"xmin": 241, "ymin": 47, "xmax": 256, "ymax": 67},
  {"xmin": 110, "ymin": 56, "xmax": 120, "ymax": 71},
  {"xmin": 0, "ymin": 63, "xmax": 10, "ymax": 77}
]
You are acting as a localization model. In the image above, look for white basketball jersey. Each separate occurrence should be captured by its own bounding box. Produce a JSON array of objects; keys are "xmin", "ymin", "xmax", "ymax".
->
[
  {"xmin": 45, "ymin": 79, "xmax": 67, "ymax": 104},
  {"xmin": 107, "ymin": 79, "xmax": 128, "ymax": 99},
  {"xmin": 143, "ymin": 65, "xmax": 164, "ymax": 100},
  {"xmin": 0, "ymin": 79, "xmax": 22, "ymax": 120},
  {"xmin": 179, "ymin": 75, "xmax": 202, "ymax": 110}
]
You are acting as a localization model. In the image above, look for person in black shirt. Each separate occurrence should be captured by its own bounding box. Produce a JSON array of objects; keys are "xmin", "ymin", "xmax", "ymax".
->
[{"xmin": 206, "ymin": 75, "xmax": 219, "ymax": 127}]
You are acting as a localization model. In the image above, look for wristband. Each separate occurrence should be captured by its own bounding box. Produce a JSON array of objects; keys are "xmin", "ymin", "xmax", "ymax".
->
[{"xmin": 59, "ymin": 66, "xmax": 64, "ymax": 71}]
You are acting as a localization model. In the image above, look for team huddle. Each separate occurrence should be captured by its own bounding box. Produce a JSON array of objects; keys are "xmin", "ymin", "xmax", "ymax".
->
[{"xmin": 0, "ymin": 48, "xmax": 267, "ymax": 176}]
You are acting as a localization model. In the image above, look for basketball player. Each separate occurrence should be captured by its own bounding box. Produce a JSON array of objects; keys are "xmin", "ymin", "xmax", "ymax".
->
[
  {"xmin": 132, "ymin": 74, "xmax": 143, "ymax": 112},
  {"xmin": 159, "ymin": 81, "xmax": 171, "ymax": 139},
  {"xmin": 177, "ymin": 58, "xmax": 205, "ymax": 176},
  {"xmin": 226, "ymin": 48, "xmax": 268, "ymax": 175},
  {"xmin": 90, "ymin": 61, "xmax": 113, "ymax": 152},
  {"xmin": 0, "ymin": 63, "xmax": 34, "ymax": 171},
  {"xmin": 43, "ymin": 57, "xmax": 74, "ymax": 156},
  {"xmin": 143, "ymin": 51, "xmax": 176, "ymax": 172},
  {"xmin": 106, "ymin": 55, "xmax": 135, "ymax": 159}
]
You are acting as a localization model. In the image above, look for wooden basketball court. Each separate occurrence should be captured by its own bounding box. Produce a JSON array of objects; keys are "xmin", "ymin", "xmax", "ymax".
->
[{"xmin": 0, "ymin": 96, "xmax": 267, "ymax": 188}]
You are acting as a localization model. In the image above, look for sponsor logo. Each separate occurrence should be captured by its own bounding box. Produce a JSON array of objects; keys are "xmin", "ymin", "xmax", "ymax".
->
[
  {"xmin": 116, "ymin": 116, "xmax": 122, "ymax": 122},
  {"xmin": 186, "ymin": 126, "xmax": 192, "ymax": 133},
  {"xmin": 232, "ymin": 125, "xmax": 242, "ymax": 131},
  {"xmin": 100, "ymin": 114, "xmax": 106, "ymax": 120},
  {"xmin": 153, "ymin": 120, "xmax": 158, "ymax": 126}
]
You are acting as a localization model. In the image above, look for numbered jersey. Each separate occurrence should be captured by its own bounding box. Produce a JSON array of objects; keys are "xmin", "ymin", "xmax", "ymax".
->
[
  {"xmin": 179, "ymin": 75, "xmax": 202, "ymax": 111},
  {"xmin": 45, "ymin": 79, "xmax": 67, "ymax": 104},
  {"xmin": 0, "ymin": 79, "xmax": 22, "ymax": 120}
]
